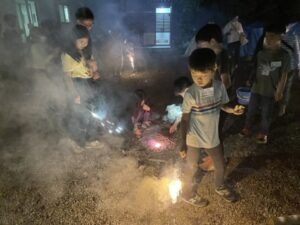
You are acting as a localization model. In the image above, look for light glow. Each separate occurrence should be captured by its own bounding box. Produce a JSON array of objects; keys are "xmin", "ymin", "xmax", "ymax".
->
[
  {"xmin": 156, "ymin": 7, "xmax": 171, "ymax": 14},
  {"xmin": 168, "ymin": 179, "xmax": 182, "ymax": 204},
  {"xmin": 154, "ymin": 142, "xmax": 161, "ymax": 148}
]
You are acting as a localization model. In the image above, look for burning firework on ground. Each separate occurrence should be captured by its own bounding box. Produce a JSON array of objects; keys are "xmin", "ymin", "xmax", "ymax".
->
[
  {"xmin": 169, "ymin": 178, "xmax": 182, "ymax": 204},
  {"xmin": 128, "ymin": 53, "xmax": 135, "ymax": 70},
  {"xmin": 140, "ymin": 133, "xmax": 176, "ymax": 152},
  {"xmin": 89, "ymin": 110, "xmax": 125, "ymax": 134}
]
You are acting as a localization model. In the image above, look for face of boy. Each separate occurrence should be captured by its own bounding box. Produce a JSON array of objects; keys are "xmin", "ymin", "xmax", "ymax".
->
[
  {"xmin": 190, "ymin": 69, "xmax": 215, "ymax": 87},
  {"xmin": 264, "ymin": 32, "xmax": 281, "ymax": 49},
  {"xmin": 75, "ymin": 37, "xmax": 88, "ymax": 50}
]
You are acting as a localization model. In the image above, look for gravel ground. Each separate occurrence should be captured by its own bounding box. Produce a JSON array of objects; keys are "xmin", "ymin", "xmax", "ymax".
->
[{"xmin": 0, "ymin": 56, "xmax": 300, "ymax": 225}]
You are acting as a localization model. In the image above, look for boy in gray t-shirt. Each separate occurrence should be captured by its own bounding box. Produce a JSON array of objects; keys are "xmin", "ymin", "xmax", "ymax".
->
[
  {"xmin": 180, "ymin": 48, "xmax": 244, "ymax": 207},
  {"xmin": 240, "ymin": 24, "xmax": 290, "ymax": 144}
]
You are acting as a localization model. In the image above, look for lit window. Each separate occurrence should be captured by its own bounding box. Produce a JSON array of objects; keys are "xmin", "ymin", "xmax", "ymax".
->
[
  {"xmin": 64, "ymin": 6, "xmax": 70, "ymax": 22},
  {"xmin": 156, "ymin": 7, "xmax": 171, "ymax": 14},
  {"xmin": 59, "ymin": 4, "xmax": 70, "ymax": 23},
  {"xmin": 156, "ymin": 7, "xmax": 171, "ymax": 46}
]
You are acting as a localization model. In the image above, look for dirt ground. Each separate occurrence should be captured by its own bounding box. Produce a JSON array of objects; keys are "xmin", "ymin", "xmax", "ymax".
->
[{"xmin": 0, "ymin": 51, "xmax": 300, "ymax": 225}]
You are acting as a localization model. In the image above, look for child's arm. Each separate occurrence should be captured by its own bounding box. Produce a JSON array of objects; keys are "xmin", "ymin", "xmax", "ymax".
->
[
  {"xmin": 180, "ymin": 113, "xmax": 190, "ymax": 158},
  {"xmin": 63, "ymin": 72, "xmax": 80, "ymax": 104},
  {"xmin": 221, "ymin": 104, "xmax": 245, "ymax": 115},
  {"xmin": 219, "ymin": 51, "xmax": 231, "ymax": 89},
  {"xmin": 275, "ymin": 52, "xmax": 290, "ymax": 101},
  {"xmin": 275, "ymin": 72, "xmax": 288, "ymax": 102},
  {"xmin": 169, "ymin": 116, "xmax": 182, "ymax": 134}
]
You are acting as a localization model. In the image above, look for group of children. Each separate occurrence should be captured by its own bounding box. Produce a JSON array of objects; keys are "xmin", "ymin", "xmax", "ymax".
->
[
  {"xmin": 138, "ymin": 22, "xmax": 293, "ymax": 207},
  {"xmin": 29, "ymin": 7, "xmax": 294, "ymax": 207}
]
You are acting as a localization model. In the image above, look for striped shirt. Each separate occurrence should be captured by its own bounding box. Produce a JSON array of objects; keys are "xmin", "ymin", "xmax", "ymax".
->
[{"xmin": 182, "ymin": 80, "xmax": 229, "ymax": 148}]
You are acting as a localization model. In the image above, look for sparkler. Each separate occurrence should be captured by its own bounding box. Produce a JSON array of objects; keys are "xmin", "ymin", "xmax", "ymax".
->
[
  {"xmin": 88, "ymin": 110, "xmax": 124, "ymax": 134},
  {"xmin": 128, "ymin": 54, "xmax": 135, "ymax": 70}
]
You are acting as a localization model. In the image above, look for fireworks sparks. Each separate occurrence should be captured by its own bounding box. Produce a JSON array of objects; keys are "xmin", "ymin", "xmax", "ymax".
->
[
  {"xmin": 142, "ymin": 135, "xmax": 176, "ymax": 153},
  {"xmin": 168, "ymin": 179, "xmax": 182, "ymax": 204},
  {"xmin": 154, "ymin": 142, "xmax": 161, "ymax": 148},
  {"xmin": 128, "ymin": 54, "xmax": 135, "ymax": 70},
  {"xmin": 91, "ymin": 112, "xmax": 100, "ymax": 119},
  {"xmin": 89, "ymin": 111, "xmax": 125, "ymax": 134}
]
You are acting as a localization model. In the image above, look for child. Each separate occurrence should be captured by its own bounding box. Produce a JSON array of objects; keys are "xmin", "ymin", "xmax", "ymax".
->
[
  {"xmin": 196, "ymin": 23, "xmax": 231, "ymax": 89},
  {"xmin": 132, "ymin": 89, "xmax": 151, "ymax": 138},
  {"xmin": 223, "ymin": 16, "xmax": 245, "ymax": 68},
  {"xmin": 279, "ymin": 22, "xmax": 300, "ymax": 116},
  {"xmin": 180, "ymin": 48, "xmax": 244, "ymax": 206},
  {"xmin": 61, "ymin": 25, "xmax": 96, "ymax": 147},
  {"xmin": 240, "ymin": 24, "xmax": 290, "ymax": 144},
  {"xmin": 195, "ymin": 23, "xmax": 231, "ymax": 165}
]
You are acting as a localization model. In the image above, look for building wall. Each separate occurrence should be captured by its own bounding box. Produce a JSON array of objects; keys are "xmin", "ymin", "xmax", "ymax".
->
[
  {"xmin": 0, "ymin": 0, "xmax": 16, "ymax": 18},
  {"xmin": 0, "ymin": 0, "xmax": 85, "ymax": 41}
]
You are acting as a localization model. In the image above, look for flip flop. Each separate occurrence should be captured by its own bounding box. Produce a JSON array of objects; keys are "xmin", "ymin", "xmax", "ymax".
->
[{"xmin": 180, "ymin": 195, "xmax": 209, "ymax": 208}]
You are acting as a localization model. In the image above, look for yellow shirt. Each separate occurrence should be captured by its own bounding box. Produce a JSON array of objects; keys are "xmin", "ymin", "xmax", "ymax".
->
[{"xmin": 61, "ymin": 53, "xmax": 92, "ymax": 79}]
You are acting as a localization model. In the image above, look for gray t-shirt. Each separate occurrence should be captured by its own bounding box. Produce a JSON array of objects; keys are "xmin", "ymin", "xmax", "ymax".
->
[
  {"xmin": 182, "ymin": 80, "xmax": 229, "ymax": 149},
  {"xmin": 252, "ymin": 48, "xmax": 290, "ymax": 97}
]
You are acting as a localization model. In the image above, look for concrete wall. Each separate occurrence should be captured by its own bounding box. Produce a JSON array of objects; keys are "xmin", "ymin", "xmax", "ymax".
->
[{"xmin": 0, "ymin": 0, "xmax": 17, "ymax": 18}]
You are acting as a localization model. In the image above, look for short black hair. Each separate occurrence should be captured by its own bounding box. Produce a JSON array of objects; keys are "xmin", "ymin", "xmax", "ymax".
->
[
  {"xmin": 195, "ymin": 24, "xmax": 223, "ymax": 44},
  {"xmin": 73, "ymin": 24, "xmax": 89, "ymax": 39},
  {"xmin": 173, "ymin": 76, "xmax": 192, "ymax": 95},
  {"xmin": 189, "ymin": 48, "xmax": 216, "ymax": 72},
  {"xmin": 265, "ymin": 24, "xmax": 285, "ymax": 34},
  {"xmin": 75, "ymin": 7, "xmax": 94, "ymax": 20},
  {"xmin": 134, "ymin": 89, "xmax": 146, "ymax": 100}
]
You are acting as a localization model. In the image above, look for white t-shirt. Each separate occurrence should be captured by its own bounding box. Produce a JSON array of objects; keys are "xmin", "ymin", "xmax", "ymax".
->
[
  {"xmin": 223, "ymin": 20, "xmax": 244, "ymax": 44},
  {"xmin": 182, "ymin": 80, "xmax": 229, "ymax": 149}
]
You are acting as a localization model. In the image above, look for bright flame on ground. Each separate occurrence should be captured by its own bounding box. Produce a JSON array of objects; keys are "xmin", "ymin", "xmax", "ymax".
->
[
  {"xmin": 169, "ymin": 179, "xmax": 182, "ymax": 204},
  {"xmin": 129, "ymin": 55, "xmax": 135, "ymax": 70},
  {"xmin": 154, "ymin": 143, "xmax": 161, "ymax": 148}
]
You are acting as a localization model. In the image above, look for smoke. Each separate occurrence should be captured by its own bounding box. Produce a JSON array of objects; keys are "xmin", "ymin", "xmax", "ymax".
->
[{"xmin": 0, "ymin": 8, "xmax": 175, "ymax": 224}]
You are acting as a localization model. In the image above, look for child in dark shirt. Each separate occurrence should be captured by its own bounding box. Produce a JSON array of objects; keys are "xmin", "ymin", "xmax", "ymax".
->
[
  {"xmin": 240, "ymin": 24, "xmax": 290, "ymax": 144},
  {"xmin": 132, "ymin": 89, "xmax": 151, "ymax": 138}
]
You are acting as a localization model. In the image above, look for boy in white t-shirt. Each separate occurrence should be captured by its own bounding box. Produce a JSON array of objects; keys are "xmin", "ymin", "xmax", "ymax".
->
[{"xmin": 180, "ymin": 48, "xmax": 244, "ymax": 207}]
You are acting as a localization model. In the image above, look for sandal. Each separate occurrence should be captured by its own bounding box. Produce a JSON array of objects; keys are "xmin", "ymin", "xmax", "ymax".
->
[
  {"xmin": 142, "ymin": 121, "xmax": 151, "ymax": 128},
  {"xmin": 181, "ymin": 195, "xmax": 209, "ymax": 207}
]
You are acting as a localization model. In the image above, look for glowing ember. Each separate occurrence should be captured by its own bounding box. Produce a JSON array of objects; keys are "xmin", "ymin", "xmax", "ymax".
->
[
  {"xmin": 168, "ymin": 179, "xmax": 182, "ymax": 204},
  {"xmin": 128, "ymin": 55, "xmax": 135, "ymax": 70},
  {"xmin": 154, "ymin": 142, "xmax": 161, "ymax": 148}
]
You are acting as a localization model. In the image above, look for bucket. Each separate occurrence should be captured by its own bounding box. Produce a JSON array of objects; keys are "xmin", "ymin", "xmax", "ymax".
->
[{"xmin": 236, "ymin": 87, "xmax": 251, "ymax": 105}]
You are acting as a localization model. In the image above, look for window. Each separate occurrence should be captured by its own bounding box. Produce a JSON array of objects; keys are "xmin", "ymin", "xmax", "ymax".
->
[
  {"xmin": 155, "ymin": 7, "xmax": 171, "ymax": 46},
  {"xmin": 59, "ymin": 4, "xmax": 70, "ymax": 23},
  {"xmin": 16, "ymin": 0, "xmax": 38, "ymax": 40}
]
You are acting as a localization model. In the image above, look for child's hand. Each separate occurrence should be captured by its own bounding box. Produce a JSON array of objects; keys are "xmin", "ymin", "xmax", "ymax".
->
[
  {"xmin": 179, "ymin": 150, "xmax": 187, "ymax": 159},
  {"xmin": 179, "ymin": 142, "xmax": 187, "ymax": 159},
  {"xmin": 274, "ymin": 91, "xmax": 283, "ymax": 102},
  {"xmin": 74, "ymin": 96, "xmax": 81, "ymax": 104},
  {"xmin": 143, "ymin": 104, "xmax": 150, "ymax": 112},
  {"xmin": 92, "ymin": 71, "xmax": 100, "ymax": 80},
  {"xmin": 88, "ymin": 60, "xmax": 98, "ymax": 72},
  {"xmin": 233, "ymin": 105, "xmax": 245, "ymax": 115},
  {"xmin": 134, "ymin": 128, "xmax": 142, "ymax": 138},
  {"xmin": 169, "ymin": 124, "xmax": 177, "ymax": 134}
]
